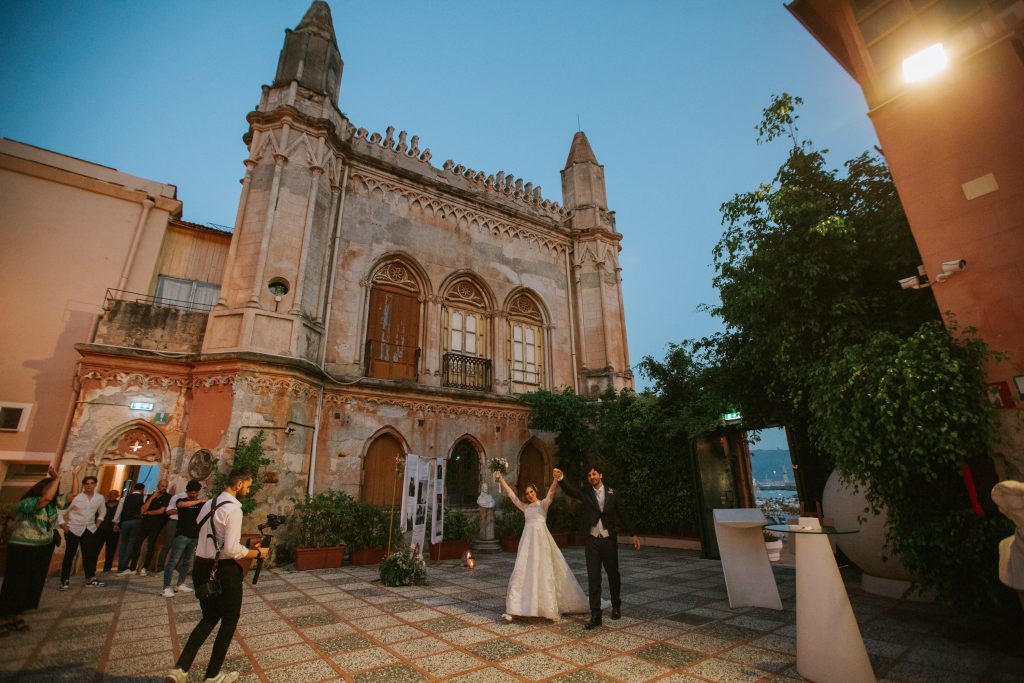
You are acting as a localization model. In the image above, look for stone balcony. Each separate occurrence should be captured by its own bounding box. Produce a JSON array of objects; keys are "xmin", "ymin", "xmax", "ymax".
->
[{"xmin": 93, "ymin": 290, "xmax": 210, "ymax": 353}]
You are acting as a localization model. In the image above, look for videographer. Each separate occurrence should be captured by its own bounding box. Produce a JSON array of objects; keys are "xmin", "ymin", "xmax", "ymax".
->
[{"xmin": 165, "ymin": 468, "xmax": 267, "ymax": 683}]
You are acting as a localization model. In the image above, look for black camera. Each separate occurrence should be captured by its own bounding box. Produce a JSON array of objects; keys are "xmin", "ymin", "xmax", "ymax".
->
[
  {"xmin": 250, "ymin": 514, "xmax": 287, "ymax": 585},
  {"xmin": 260, "ymin": 513, "xmax": 287, "ymax": 531}
]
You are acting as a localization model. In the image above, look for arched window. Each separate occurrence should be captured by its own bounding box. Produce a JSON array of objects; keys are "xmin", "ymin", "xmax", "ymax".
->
[
  {"xmin": 362, "ymin": 433, "xmax": 404, "ymax": 507},
  {"xmin": 517, "ymin": 443, "xmax": 547, "ymax": 499},
  {"xmin": 446, "ymin": 440, "xmax": 481, "ymax": 507},
  {"xmin": 365, "ymin": 260, "xmax": 422, "ymax": 381},
  {"xmin": 507, "ymin": 292, "xmax": 545, "ymax": 394},
  {"xmin": 442, "ymin": 278, "xmax": 491, "ymax": 391}
]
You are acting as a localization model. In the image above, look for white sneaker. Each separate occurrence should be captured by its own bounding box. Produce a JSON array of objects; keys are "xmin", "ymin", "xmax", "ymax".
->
[
  {"xmin": 138, "ymin": 568, "xmax": 148, "ymax": 577},
  {"xmin": 204, "ymin": 672, "xmax": 239, "ymax": 683},
  {"xmin": 162, "ymin": 587, "xmax": 176, "ymax": 598},
  {"xmin": 176, "ymin": 583, "xmax": 193, "ymax": 593},
  {"xmin": 118, "ymin": 569, "xmax": 133, "ymax": 576},
  {"xmin": 502, "ymin": 613, "xmax": 513, "ymax": 623},
  {"xmin": 164, "ymin": 668, "xmax": 187, "ymax": 683}
]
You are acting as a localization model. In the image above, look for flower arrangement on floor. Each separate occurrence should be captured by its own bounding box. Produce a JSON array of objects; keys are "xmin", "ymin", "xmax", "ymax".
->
[
  {"xmin": 379, "ymin": 546, "xmax": 427, "ymax": 587},
  {"xmin": 488, "ymin": 457, "xmax": 509, "ymax": 480}
]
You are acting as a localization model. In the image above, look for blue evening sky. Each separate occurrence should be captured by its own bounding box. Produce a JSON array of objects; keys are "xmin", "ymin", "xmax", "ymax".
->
[{"xmin": 1, "ymin": 2, "xmax": 878, "ymax": 448}]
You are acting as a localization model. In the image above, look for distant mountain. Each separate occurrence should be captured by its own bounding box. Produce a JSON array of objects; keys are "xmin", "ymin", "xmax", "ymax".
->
[{"xmin": 749, "ymin": 449, "xmax": 794, "ymax": 484}]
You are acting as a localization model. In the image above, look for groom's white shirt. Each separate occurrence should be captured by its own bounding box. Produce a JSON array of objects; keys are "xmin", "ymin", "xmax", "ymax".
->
[{"xmin": 591, "ymin": 485, "xmax": 610, "ymax": 538}]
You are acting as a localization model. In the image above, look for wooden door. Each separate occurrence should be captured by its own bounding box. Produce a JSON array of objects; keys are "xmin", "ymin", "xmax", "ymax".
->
[
  {"xmin": 517, "ymin": 444, "xmax": 546, "ymax": 498},
  {"xmin": 365, "ymin": 286, "xmax": 420, "ymax": 380},
  {"xmin": 362, "ymin": 434, "xmax": 404, "ymax": 507}
]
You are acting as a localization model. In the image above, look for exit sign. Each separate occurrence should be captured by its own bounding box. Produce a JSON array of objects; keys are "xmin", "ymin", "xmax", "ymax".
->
[
  {"xmin": 130, "ymin": 402, "xmax": 154, "ymax": 411},
  {"xmin": 153, "ymin": 412, "xmax": 170, "ymax": 425}
]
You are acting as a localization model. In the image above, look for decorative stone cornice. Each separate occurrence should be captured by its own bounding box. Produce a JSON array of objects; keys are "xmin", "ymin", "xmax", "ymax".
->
[
  {"xmin": 191, "ymin": 373, "xmax": 321, "ymax": 403},
  {"xmin": 81, "ymin": 369, "xmax": 189, "ymax": 391},
  {"xmin": 439, "ymin": 160, "xmax": 564, "ymax": 218},
  {"xmin": 324, "ymin": 393, "xmax": 527, "ymax": 423},
  {"xmin": 349, "ymin": 168, "xmax": 569, "ymax": 255}
]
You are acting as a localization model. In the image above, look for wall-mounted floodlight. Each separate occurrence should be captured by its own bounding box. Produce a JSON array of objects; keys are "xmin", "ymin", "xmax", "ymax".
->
[
  {"xmin": 935, "ymin": 259, "xmax": 966, "ymax": 283},
  {"xmin": 903, "ymin": 43, "xmax": 948, "ymax": 83}
]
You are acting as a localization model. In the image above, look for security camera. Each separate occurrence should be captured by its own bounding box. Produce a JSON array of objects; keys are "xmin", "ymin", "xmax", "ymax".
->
[
  {"xmin": 899, "ymin": 276, "xmax": 920, "ymax": 290},
  {"xmin": 941, "ymin": 259, "xmax": 966, "ymax": 273}
]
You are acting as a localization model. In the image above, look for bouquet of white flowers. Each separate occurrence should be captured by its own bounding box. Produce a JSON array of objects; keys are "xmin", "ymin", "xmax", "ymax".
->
[{"xmin": 488, "ymin": 458, "xmax": 509, "ymax": 480}]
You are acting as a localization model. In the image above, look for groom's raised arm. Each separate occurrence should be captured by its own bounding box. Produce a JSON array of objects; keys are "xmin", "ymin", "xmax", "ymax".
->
[{"xmin": 554, "ymin": 468, "xmax": 582, "ymax": 501}]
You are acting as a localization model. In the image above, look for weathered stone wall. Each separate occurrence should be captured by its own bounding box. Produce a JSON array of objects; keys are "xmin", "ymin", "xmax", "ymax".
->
[{"xmin": 95, "ymin": 300, "xmax": 208, "ymax": 353}]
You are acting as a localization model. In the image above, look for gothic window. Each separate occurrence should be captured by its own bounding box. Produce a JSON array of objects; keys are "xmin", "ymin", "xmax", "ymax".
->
[
  {"xmin": 364, "ymin": 260, "xmax": 422, "ymax": 381},
  {"xmin": 507, "ymin": 293, "xmax": 545, "ymax": 394},
  {"xmin": 442, "ymin": 278, "xmax": 491, "ymax": 391},
  {"xmin": 446, "ymin": 440, "xmax": 481, "ymax": 508},
  {"xmin": 362, "ymin": 433, "xmax": 404, "ymax": 507}
]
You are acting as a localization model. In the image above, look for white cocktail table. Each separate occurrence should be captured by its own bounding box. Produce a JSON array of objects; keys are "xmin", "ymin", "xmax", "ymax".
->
[{"xmin": 714, "ymin": 508, "xmax": 783, "ymax": 610}]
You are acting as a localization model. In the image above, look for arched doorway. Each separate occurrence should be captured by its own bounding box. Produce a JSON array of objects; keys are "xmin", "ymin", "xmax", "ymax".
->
[
  {"xmin": 362, "ymin": 433, "xmax": 404, "ymax": 507},
  {"xmin": 517, "ymin": 443, "xmax": 547, "ymax": 499},
  {"xmin": 446, "ymin": 439, "xmax": 481, "ymax": 507}
]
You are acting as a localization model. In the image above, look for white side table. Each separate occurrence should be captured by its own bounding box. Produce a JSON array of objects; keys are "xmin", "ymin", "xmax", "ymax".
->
[
  {"xmin": 765, "ymin": 518, "xmax": 876, "ymax": 683},
  {"xmin": 713, "ymin": 508, "xmax": 783, "ymax": 610}
]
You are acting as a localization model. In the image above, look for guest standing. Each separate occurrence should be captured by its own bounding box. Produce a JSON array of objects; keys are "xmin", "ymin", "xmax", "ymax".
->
[
  {"xmin": 58, "ymin": 470, "xmax": 107, "ymax": 589},
  {"xmin": 114, "ymin": 483, "xmax": 146, "ymax": 574},
  {"xmin": 137, "ymin": 479, "xmax": 172, "ymax": 575},
  {"xmin": 0, "ymin": 466, "xmax": 60, "ymax": 635},
  {"xmin": 96, "ymin": 489, "xmax": 121, "ymax": 572}
]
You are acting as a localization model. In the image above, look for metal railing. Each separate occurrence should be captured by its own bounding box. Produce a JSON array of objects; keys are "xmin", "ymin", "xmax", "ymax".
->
[
  {"xmin": 104, "ymin": 288, "xmax": 215, "ymax": 313},
  {"xmin": 365, "ymin": 339, "xmax": 420, "ymax": 381},
  {"xmin": 442, "ymin": 352, "xmax": 492, "ymax": 391}
]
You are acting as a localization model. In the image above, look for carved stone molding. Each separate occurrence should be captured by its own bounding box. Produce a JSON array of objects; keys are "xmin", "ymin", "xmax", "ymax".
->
[
  {"xmin": 507, "ymin": 293, "xmax": 543, "ymax": 323},
  {"xmin": 323, "ymin": 392, "xmax": 527, "ymax": 423},
  {"xmin": 372, "ymin": 261, "xmax": 420, "ymax": 293},
  {"xmin": 444, "ymin": 279, "xmax": 486, "ymax": 309},
  {"xmin": 191, "ymin": 374, "xmax": 321, "ymax": 403},
  {"xmin": 81, "ymin": 369, "xmax": 188, "ymax": 391},
  {"xmin": 103, "ymin": 428, "xmax": 162, "ymax": 463},
  {"xmin": 349, "ymin": 170, "xmax": 569, "ymax": 255}
]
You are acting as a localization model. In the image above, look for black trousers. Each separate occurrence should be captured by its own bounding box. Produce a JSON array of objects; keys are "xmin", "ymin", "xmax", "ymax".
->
[
  {"xmin": 96, "ymin": 521, "xmax": 119, "ymax": 571},
  {"xmin": 584, "ymin": 534, "xmax": 621, "ymax": 614},
  {"xmin": 176, "ymin": 558, "xmax": 243, "ymax": 679},
  {"xmin": 137, "ymin": 521, "xmax": 165, "ymax": 570},
  {"xmin": 60, "ymin": 529, "xmax": 99, "ymax": 582}
]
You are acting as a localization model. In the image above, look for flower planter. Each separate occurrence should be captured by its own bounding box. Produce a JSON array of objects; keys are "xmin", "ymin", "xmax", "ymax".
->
[
  {"xmin": 295, "ymin": 545, "xmax": 346, "ymax": 571},
  {"xmin": 550, "ymin": 531, "xmax": 570, "ymax": 548},
  {"xmin": 499, "ymin": 535, "xmax": 520, "ymax": 552},
  {"xmin": 349, "ymin": 546, "xmax": 387, "ymax": 565},
  {"xmin": 429, "ymin": 539, "xmax": 469, "ymax": 561}
]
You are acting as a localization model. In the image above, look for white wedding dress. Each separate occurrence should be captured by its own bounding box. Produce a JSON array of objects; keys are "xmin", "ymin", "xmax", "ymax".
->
[{"xmin": 505, "ymin": 489, "xmax": 590, "ymax": 620}]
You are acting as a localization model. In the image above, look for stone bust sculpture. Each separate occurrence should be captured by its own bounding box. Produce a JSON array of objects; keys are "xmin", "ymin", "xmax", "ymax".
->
[
  {"xmin": 477, "ymin": 483, "xmax": 495, "ymax": 509},
  {"xmin": 477, "ymin": 483, "xmax": 495, "ymax": 541}
]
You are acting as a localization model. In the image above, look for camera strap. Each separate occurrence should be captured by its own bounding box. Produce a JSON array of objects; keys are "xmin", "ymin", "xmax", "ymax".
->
[{"xmin": 197, "ymin": 495, "xmax": 233, "ymax": 570}]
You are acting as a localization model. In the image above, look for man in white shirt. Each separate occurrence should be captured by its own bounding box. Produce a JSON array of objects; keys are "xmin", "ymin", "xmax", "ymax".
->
[
  {"xmin": 165, "ymin": 468, "xmax": 268, "ymax": 683},
  {"xmin": 58, "ymin": 471, "xmax": 107, "ymax": 589}
]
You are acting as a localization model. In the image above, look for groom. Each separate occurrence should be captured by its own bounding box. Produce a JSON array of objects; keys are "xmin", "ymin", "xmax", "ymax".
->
[{"xmin": 555, "ymin": 466, "xmax": 640, "ymax": 629}]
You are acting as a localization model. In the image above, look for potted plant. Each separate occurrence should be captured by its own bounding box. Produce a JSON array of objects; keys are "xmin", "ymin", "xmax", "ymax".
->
[
  {"xmin": 763, "ymin": 529, "xmax": 784, "ymax": 562},
  {"xmin": 495, "ymin": 496, "xmax": 524, "ymax": 552},
  {"xmin": 291, "ymin": 491, "xmax": 351, "ymax": 570},
  {"xmin": 429, "ymin": 508, "xmax": 478, "ymax": 560},
  {"xmin": 347, "ymin": 500, "xmax": 389, "ymax": 565},
  {"xmin": 546, "ymin": 494, "xmax": 572, "ymax": 547}
]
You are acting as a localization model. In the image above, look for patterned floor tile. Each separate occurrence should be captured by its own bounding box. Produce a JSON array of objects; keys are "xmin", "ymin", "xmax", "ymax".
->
[
  {"xmin": 370, "ymin": 624, "xmax": 426, "ymax": 644},
  {"xmin": 547, "ymin": 642, "xmax": 617, "ymax": 666},
  {"xmin": 315, "ymin": 633, "xmax": 374, "ymax": 653},
  {"xmin": 389, "ymin": 635, "xmax": 452, "ymax": 658},
  {"xmin": 263, "ymin": 658, "xmax": 340, "ymax": 683},
  {"xmin": 500, "ymin": 652, "xmax": 575, "ymax": 680},
  {"xmin": 548, "ymin": 670, "xmax": 618, "ymax": 683},
  {"xmin": 719, "ymin": 645, "xmax": 794, "ymax": 672},
  {"xmin": 333, "ymin": 646, "xmax": 399, "ymax": 672},
  {"xmin": 635, "ymin": 643, "xmax": 705, "ymax": 668},
  {"xmin": 685, "ymin": 658, "xmax": 768, "ymax": 683},
  {"xmin": 591, "ymin": 654, "xmax": 671, "ymax": 681},
  {"xmin": 253, "ymin": 643, "xmax": 319, "ymax": 668},
  {"xmin": 352, "ymin": 663, "xmax": 426, "ymax": 683},
  {"xmin": 414, "ymin": 650, "xmax": 487, "ymax": 676},
  {"xmin": 440, "ymin": 626, "xmax": 497, "ymax": 646},
  {"xmin": 467, "ymin": 639, "xmax": 531, "ymax": 661},
  {"xmin": 586, "ymin": 629, "xmax": 654, "ymax": 652}
]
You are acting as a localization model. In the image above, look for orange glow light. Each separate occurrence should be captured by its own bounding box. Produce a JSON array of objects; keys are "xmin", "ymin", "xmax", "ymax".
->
[{"xmin": 902, "ymin": 43, "xmax": 947, "ymax": 83}]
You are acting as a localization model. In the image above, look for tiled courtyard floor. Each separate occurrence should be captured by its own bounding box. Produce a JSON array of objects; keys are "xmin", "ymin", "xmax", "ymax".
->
[{"xmin": 1, "ymin": 547, "xmax": 1020, "ymax": 682}]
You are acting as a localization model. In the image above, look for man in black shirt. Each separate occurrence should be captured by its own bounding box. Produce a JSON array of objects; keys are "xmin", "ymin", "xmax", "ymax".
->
[
  {"xmin": 115, "ymin": 483, "xmax": 146, "ymax": 574},
  {"xmin": 137, "ymin": 479, "xmax": 172, "ymax": 575},
  {"xmin": 162, "ymin": 479, "xmax": 205, "ymax": 597},
  {"xmin": 97, "ymin": 489, "xmax": 121, "ymax": 572}
]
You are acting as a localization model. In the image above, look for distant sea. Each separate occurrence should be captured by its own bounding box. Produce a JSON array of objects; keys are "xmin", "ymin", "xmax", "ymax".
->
[{"xmin": 756, "ymin": 487, "xmax": 798, "ymax": 500}]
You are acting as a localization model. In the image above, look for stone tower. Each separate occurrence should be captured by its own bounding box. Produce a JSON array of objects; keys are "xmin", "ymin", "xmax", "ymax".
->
[
  {"xmin": 562, "ymin": 132, "xmax": 632, "ymax": 395},
  {"xmin": 203, "ymin": 1, "xmax": 349, "ymax": 362}
]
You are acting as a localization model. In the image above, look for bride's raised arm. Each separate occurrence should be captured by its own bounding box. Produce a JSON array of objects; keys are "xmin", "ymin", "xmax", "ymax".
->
[
  {"xmin": 541, "ymin": 478, "xmax": 558, "ymax": 509},
  {"xmin": 495, "ymin": 473, "xmax": 527, "ymax": 511}
]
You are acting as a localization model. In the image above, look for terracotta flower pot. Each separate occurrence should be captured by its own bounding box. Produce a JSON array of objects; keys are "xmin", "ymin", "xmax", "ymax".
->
[
  {"xmin": 349, "ymin": 546, "xmax": 387, "ymax": 565},
  {"xmin": 429, "ymin": 540, "xmax": 469, "ymax": 561},
  {"xmin": 499, "ymin": 535, "xmax": 520, "ymax": 552},
  {"xmin": 295, "ymin": 545, "xmax": 346, "ymax": 571}
]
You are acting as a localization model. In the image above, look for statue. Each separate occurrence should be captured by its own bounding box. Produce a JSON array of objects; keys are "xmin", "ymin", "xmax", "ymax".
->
[
  {"xmin": 991, "ymin": 480, "xmax": 1024, "ymax": 595},
  {"xmin": 477, "ymin": 483, "xmax": 495, "ymax": 541}
]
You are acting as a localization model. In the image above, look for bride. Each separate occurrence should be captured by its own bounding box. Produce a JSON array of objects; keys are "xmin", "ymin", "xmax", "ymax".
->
[{"xmin": 495, "ymin": 471, "xmax": 590, "ymax": 621}]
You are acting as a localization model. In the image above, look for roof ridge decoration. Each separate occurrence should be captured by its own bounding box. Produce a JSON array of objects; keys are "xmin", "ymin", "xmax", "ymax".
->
[{"xmin": 349, "ymin": 123, "xmax": 565, "ymax": 220}]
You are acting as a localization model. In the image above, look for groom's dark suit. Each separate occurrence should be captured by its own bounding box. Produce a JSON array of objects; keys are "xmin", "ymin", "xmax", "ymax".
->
[{"xmin": 558, "ymin": 478, "xmax": 635, "ymax": 619}]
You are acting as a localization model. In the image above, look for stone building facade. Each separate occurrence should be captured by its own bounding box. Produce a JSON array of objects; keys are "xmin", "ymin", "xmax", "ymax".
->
[{"xmin": 60, "ymin": 2, "xmax": 632, "ymax": 519}]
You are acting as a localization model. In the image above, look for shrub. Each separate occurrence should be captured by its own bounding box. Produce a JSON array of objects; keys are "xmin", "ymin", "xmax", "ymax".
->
[
  {"xmin": 546, "ymin": 494, "xmax": 574, "ymax": 533},
  {"xmin": 290, "ymin": 490, "xmax": 354, "ymax": 548},
  {"xmin": 495, "ymin": 496, "xmax": 525, "ymax": 538},
  {"xmin": 212, "ymin": 431, "xmax": 273, "ymax": 516},
  {"xmin": 380, "ymin": 546, "xmax": 427, "ymax": 586},
  {"xmin": 442, "ymin": 507, "xmax": 478, "ymax": 543},
  {"xmin": 346, "ymin": 500, "xmax": 389, "ymax": 551}
]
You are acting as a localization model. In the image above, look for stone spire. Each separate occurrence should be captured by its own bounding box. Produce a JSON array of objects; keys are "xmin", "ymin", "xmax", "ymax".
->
[
  {"xmin": 273, "ymin": 0, "xmax": 344, "ymax": 105},
  {"xmin": 564, "ymin": 131, "xmax": 598, "ymax": 168},
  {"xmin": 561, "ymin": 130, "xmax": 607, "ymax": 213}
]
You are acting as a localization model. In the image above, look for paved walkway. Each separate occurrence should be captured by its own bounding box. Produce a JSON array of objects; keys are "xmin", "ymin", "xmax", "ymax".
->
[{"xmin": 1, "ymin": 547, "xmax": 1020, "ymax": 682}]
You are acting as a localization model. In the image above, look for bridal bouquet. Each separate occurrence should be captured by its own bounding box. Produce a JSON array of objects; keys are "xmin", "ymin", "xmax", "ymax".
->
[{"xmin": 488, "ymin": 458, "xmax": 509, "ymax": 480}]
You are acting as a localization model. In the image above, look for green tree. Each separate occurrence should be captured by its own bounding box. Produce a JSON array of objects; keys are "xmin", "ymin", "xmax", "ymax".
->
[{"xmin": 213, "ymin": 431, "xmax": 272, "ymax": 516}]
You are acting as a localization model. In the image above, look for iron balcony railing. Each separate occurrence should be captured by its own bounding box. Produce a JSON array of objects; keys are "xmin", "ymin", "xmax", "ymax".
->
[
  {"xmin": 365, "ymin": 339, "xmax": 420, "ymax": 381},
  {"xmin": 104, "ymin": 288, "xmax": 216, "ymax": 313},
  {"xmin": 442, "ymin": 352, "xmax": 492, "ymax": 391}
]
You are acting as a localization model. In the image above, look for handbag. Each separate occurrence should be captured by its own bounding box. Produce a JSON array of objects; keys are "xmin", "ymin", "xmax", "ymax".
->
[{"xmin": 193, "ymin": 496, "xmax": 229, "ymax": 600}]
